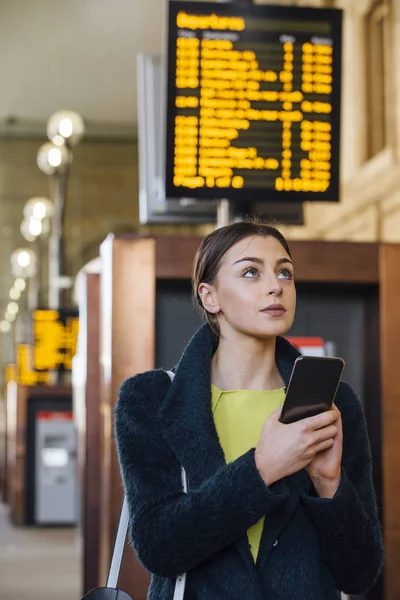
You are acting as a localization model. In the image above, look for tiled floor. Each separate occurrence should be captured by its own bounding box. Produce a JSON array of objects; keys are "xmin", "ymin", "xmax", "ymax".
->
[
  {"xmin": 0, "ymin": 502, "xmax": 81, "ymax": 600},
  {"xmin": 0, "ymin": 501, "xmax": 355, "ymax": 600}
]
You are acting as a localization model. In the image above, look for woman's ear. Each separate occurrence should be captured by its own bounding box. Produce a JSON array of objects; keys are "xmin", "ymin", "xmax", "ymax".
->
[{"xmin": 198, "ymin": 283, "xmax": 220, "ymax": 315}]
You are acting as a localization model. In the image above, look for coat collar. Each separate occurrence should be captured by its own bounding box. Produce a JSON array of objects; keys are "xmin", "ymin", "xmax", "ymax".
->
[
  {"xmin": 161, "ymin": 324, "xmax": 222, "ymax": 489},
  {"xmin": 161, "ymin": 324, "xmax": 304, "ymax": 489}
]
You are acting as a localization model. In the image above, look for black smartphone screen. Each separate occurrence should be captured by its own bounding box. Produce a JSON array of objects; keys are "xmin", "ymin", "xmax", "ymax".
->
[{"xmin": 279, "ymin": 356, "xmax": 345, "ymax": 424}]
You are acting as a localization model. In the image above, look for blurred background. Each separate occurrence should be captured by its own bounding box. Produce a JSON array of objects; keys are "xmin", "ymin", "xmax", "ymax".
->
[{"xmin": 0, "ymin": 0, "xmax": 398, "ymax": 599}]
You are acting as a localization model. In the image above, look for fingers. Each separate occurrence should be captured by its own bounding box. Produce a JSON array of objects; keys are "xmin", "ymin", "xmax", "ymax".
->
[
  {"xmin": 313, "ymin": 437, "xmax": 335, "ymax": 454},
  {"xmin": 311, "ymin": 424, "xmax": 338, "ymax": 445},
  {"xmin": 304, "ymin": 409, "xmax": 338, "ymax": 430},
  {"xmin": 268, "ymin": 406, "xmax": 283, "ymax": 421}
]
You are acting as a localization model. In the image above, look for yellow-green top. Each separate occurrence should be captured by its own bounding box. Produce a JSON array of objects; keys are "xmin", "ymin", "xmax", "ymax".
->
[{"xmin": 211, "ymin": 384, "xmax": 285, "ymax": 562}]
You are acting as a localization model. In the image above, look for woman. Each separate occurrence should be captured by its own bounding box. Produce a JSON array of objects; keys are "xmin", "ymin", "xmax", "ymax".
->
[{"xmin": 115, "ymin": 221, "xmax": 384, "ymax": 600}]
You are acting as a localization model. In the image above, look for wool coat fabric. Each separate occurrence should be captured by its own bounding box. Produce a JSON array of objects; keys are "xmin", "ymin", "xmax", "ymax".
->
[{"xmin": 114, "ymin": 324, "xmax": 384, "ymax": 600}]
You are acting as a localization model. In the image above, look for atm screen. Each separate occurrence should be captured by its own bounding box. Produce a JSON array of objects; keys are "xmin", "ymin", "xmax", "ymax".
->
[{"xmin": 41, "ymin": 447, "xmax": 69, "ymax": 468}]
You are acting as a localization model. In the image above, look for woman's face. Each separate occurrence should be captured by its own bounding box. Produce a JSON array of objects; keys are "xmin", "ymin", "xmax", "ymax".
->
[{"xmin": 201, "ymin": 235, "xmax": 296, "ymax": 339}]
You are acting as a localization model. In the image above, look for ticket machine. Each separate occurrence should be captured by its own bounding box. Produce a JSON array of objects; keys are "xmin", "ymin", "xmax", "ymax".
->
[{"xmin": 34, "ymin": 410, "xmax": 77, "ymax": 524}]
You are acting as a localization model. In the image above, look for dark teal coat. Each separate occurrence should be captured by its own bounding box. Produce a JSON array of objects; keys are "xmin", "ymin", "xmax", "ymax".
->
[{"xmin": 114, "ymin": 325, "xmax": 384, "ymax": 599}]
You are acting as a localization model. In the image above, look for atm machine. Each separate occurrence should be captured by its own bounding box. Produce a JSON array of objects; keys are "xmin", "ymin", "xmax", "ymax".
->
[
  {"xmin": 34, "ymin": 410, "xmax": 77, "ymax": 524},
  {"xmin": 22, "ymin": 390, "xmax": 78, "ymax": 526}
]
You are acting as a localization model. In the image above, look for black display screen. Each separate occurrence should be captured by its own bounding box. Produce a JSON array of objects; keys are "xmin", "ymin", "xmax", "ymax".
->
[{"xmin": 165, "ymin": 1, "xmax": 342, "ymax": 203}]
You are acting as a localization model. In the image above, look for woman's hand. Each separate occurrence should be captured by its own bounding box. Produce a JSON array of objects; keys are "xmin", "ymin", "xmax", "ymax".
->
[
  {"xmin": 305, "ymin": 404, "xmax": 343, "ymax": 498},
  {"xmin": 255, "ymin": 408, "xmax": 339, "ymax": 488}
]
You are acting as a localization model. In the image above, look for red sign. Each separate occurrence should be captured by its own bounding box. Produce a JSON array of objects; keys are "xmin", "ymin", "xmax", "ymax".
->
[
  {"xmin": 286, "ymin": 337, "xmax": 325, "ymax": 348},
  {"xmin": 36, "ymin": 411, "xmax": 73, "ymax": 421}
]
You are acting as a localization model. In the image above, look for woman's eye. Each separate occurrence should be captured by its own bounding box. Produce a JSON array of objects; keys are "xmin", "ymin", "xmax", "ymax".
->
[
  {"xmin": 277, "ymin": 268, "xmax": 293, "ymax": 280},
  {"xmin": 242, "ymin": 267, "xmax": 259, "ymax": 278}
]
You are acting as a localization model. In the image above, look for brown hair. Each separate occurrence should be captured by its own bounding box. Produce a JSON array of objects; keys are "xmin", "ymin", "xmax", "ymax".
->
[{"xmin": 192, "ymin": 220, "xmax": 292, "ymax": 335}]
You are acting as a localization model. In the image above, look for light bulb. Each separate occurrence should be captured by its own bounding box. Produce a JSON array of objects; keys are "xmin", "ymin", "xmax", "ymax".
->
[
  {"xmin": 17, "ymin": 251, "xmax": 31, "ymax": 268},
  {"xmin": 0, "ymin": 321, "xmax": 11, "ymax": 333},
  {"xmin": 24, "ymin": 197, "xmax": 53, "ymax": 220},
  {"xmin": 53, "ymin": 135, "xmax": 65, "ymax": 147},
  {"xmin": 48, "ymin": 147, "xmax": 62, "ymax": 167},
  {"xmin": 28, "ymin": 218, "xmax": 42, "ymax": 236},
  {"xmin": 7, "ymin": 302, "xmax": 19, "ymax": 316},
  {"xmin": 20, "ymin": 220, "xmax": 37, "ymax": 242},
  {"xmin": 47, "ymin": 110, "xmax": 85, "ymax": 146},
  {"xmin": 33, "ymin": 202, "xmax": 46, "ymax": 220},
  {"xmin": 11, "ymin": 248, "xmax": 37, "ymax": 278},
  {"xmin": 14, "ymin": 278, "xmax": 26, "ymax": 292},
  {"xmin": 59, "ymin": 118, "xmax": 73, "ymax": 138},
  {"xmin": 10, "ymin": 288, "xmax": 20, "ymax": 301},
  {"xmin": 37, "ymin": 142, "xmax": 69, "ymax": 175}
]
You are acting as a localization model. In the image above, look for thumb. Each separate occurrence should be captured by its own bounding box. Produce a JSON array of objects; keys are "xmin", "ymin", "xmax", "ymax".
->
[{"xmin": 270, "ymin": 405, "xmax": 283, "ymax": 420}]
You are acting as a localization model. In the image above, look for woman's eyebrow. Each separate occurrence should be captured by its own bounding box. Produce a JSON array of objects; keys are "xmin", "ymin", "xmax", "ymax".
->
[
  {"xmin": 232, "ymin": 256, "xmax": 264, "ymax": 265},
  {"xmin": 276, "ymin": 257, "xmax": 293, "ymax": 266},
  {"xmin": 232, "ymin": 256, "xmax": 293, "ymax": 266}
]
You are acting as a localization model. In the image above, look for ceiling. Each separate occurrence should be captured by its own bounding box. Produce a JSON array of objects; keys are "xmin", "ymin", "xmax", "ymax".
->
[
  {"xmin": 0, "ymin": 0, "xmax": 290, "ymax": 137},
  {"xmin": 0, "ymin": 0, "xmax": 166, "ymax": 134}
]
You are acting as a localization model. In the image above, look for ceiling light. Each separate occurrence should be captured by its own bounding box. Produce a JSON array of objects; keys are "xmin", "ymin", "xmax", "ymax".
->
[
  {"xmin": 7, "ymin": 302, "xmax": 19, "ymax": 316},
  {"xmin": 10, "ymin": 248, "xmax": 37, "ymax": 278},
  {"xmin": 28, "ymin": 218, "xmax": 42, "ymax": 237},
  {"xmin": 37, "ymin": 142, "xmax": 69, "ymax": 175},
  {"xmin": 14, "ymin": 278, "xmax": 26, "ymax": 292},
  {"xmin": 47, "ymin": 110, "xmax": 85, "ymax": 147},
  {"xmin": 9, "ymin": 288, "xmax": 20, "ymax": 301},
  {"xmin": 0, "ymin": 321, "xmax": 11, "ymax": 333},
  {"xmin": 17, "ymin": 251, "xmax": 31, "ymax": 268},
  {"xmin": 24, "ymin": 197, "xmax": 53, "ymax": 220},
  {"xmin": 20, "ymin": 220, "xmax": 37, "ymax": 242}
]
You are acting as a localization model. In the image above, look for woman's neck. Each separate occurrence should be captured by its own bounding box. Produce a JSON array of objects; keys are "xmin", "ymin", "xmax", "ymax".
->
[{"xmin": 211, "ymin": 329, "xmax": 284, "ymax": 391}]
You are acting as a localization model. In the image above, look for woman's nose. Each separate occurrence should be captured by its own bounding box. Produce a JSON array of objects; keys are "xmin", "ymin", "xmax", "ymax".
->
[{"xmin": 268, "ymin": 275, "xmax": 283, "ymax": 296}]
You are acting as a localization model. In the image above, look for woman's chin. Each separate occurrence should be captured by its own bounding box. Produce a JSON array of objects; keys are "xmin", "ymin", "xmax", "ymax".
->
[
  {"xmin": 239, "ymin": 323, "xmax": 289, "ymax": 340},
  {"xmin": 258, "ymin": 318, "xmax": 292, "ymax": 338},
  {"xmin": 225, "ymin": 314, "xmax": 294, "ymax": 339}
]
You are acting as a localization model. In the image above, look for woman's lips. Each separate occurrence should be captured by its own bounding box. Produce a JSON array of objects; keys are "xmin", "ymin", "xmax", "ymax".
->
[{"xmin": 261, "ymin": 304, "xmax": 286, "ymax": 317}]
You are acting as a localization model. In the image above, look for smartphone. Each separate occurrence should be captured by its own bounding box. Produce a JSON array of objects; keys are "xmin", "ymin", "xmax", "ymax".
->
[{"xmin": 279, "ymin": 355, "xmax": 345, "ymax": 424}]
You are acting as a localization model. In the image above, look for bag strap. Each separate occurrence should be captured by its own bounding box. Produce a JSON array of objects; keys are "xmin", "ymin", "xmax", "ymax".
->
[
  {"xmin": 166, "ymin": 371, "xmax": 188, "ymax": 600},
  {"xmin": 108, "ymin": 369, "xmax": 187, "ymax": 600},
  {"xmin": 107, "ymin": 496, "xmax": 130, "ymax": 588}
]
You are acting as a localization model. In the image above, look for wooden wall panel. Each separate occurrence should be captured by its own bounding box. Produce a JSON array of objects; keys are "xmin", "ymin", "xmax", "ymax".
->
[
  {"xmin": 84, "ymin": 273, "xmax": 101, "ymax": 592},
  {"xmin": 379, "ymin": 244, "xmax": 400, "ymax": 600},
  {"xmin": 99, "ymin": 236, "xmax": 156, "ymax": 598},
  {"xmin": 290, "ymin": 241, "xmax": 379, "ymax": 283},
  {"xmin": 8, "ymin": 383, "xmax": 27, "ymax": 525},
  {"xmin": 363, "ymin": 286, "xmax": 384, "ymax": 600},
  {"xmin": 155, "ymin": 236, "xmax": 379, "ymax": 284},
  {"xmin": 74, "ymin": 271, "xmax": 102, "ymax": 594},
  {"xmin": 0, "ymin": 396, "xmax": 7, "ymax": 502},
  {"xmin": 155, "ymin": 235, "xmax": 202, "ymax": 279}
]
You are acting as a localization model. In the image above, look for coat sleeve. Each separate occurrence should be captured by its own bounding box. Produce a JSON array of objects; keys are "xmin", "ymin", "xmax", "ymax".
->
[
  {"xmin": 301, "ymin": 382, "xmax": 384, "ymax": 595},
  {"xmin": 114, "ymin": 371, "xmax": 288, "ymax": 578}
]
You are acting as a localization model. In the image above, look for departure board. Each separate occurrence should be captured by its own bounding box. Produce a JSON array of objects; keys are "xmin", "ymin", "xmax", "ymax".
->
[{"xmin": 165, "ymin": 1, "xmax": 342, "ymax": 202}]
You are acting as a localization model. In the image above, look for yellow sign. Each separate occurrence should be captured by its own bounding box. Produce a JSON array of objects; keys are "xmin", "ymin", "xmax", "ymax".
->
[
  {"xmin": 166, "ymin": 2, "xmax": 341, "ymax": 200},
  {"xmin": 33, "ymin": 310, "xmax": 79, "ymax": 372},
  {"xmin": 5, "ymin": 363, "xmax": 16, "ymax": 384},
  {"xmin": 17, "ymin": 345, "xmax": 51, "ymax": 386}
]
